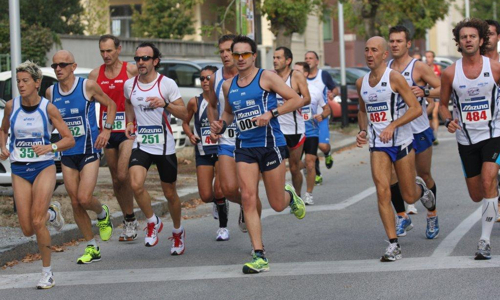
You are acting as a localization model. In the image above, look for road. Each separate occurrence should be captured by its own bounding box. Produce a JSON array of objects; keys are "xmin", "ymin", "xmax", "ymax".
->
[{"xmin": 0, "ymin": 134, "xmax": 499, "ymax": 299}]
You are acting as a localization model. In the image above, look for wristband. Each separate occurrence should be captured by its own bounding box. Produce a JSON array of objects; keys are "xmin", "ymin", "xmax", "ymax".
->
[
  {"xmin": 164, "ymin": 101, "xmax": 169, "ymax": 108},
  {"xmin": 358, "ymin": 129, "xmax": 367, "ymax": 135},
  {"xmin": 126, "ymin": 122, "xmax": 134, "ymax": 127},
  {"xmin": 219, "ymin": 120, "xmax": 228, "ymax": 135},
  {"xmin": 444, "ymin": 118, "xmax": 452, "ymax": 128}
]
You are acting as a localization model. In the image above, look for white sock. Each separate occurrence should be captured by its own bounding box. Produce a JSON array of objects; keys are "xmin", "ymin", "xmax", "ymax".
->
[
  {"xmin": 172, "ymin": 225, "xmax": 183, "ymax": 234},
  {"xmin": 42, "ymin": 266, "xmax": 51, "ymax": 274},
  {"xmin": 480, "ymin": 197, "xmax": 498, "ymax": 243},
  {"xmin": 87, "ymin": 238, "xmax": 98, "ymax": 248},
  {"xmin": 147, "ymin": 214, "xmax": 158, "ymax": 224},
  {"xmin": 48, "ymin": 209, "xmax": 56, "ymax": 222},
  {"xmin": 96, "ymin": 206, "xmax": 107, "ymax": 220}
]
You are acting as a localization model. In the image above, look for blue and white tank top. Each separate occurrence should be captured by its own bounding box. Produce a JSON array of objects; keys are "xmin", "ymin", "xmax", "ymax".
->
[
  {"xmin": 228, "ymin": 69, "xmax": 285, "ymax": 148},
  {"xmin": 388, "ymin": 58, "xmax": 430, "ymax": 134},
  {"xmin": 214, "ymin": 68, "xmax": 237, "ymax": 146},
  {"xmin": 194, "ymin": 94, "xmax": 218, "ymax": 156},
  {"xmin": 51, "ymin": 77, "xmax": 99, "ymax": 156},
  {"xmin": 304, "ymin": 84, "xmax": 325, "ymax": 138},
  {"xmin": 9, "ymin": 97, "xmax": 54, "ymax": 162},
  {"xmin": 360, "ymin": 67, "xmax": 413, "ymax": 148},
  {"xmin": 451, "ymin": 56, "xmax": 500, "ymax": 145}
]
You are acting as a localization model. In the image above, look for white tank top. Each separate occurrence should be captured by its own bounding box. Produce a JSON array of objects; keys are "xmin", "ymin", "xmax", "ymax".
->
[
  {"xmin": 388, "ymin": 59, "xmax": 430, "ymax": 134},
  {"xmin": 308, "ymin": 69, "xmax": 328, "ymax": 115},
  {"xmin": 451, "ymin": 56, "xmax": 500, "ymax": 145},
  {"xmin": 360, "ymin": 67, "xmax": 413, "ymax": 148},
  {"xmin": 9, "ymin": 97, "xmax": 54, "ymax": 162},
  {"xmin": 125, "ymin": 74, "xmax": 177, "ymax": 155},
  {"xmin": 276, "ymin": 70, "xmax": 305, "ymax": 135},
  {"xmin": 214, "ymin": 68, "xmax": 237, "ymax": 146}
]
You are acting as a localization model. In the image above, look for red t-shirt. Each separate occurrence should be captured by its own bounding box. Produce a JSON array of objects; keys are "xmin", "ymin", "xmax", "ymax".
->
[
  {"xmin": 97, "ymin": 61, "xmax": 129, "ymax": 132},
  {"xmin": 433, "ymin": 64, "xmax": 441, "ymax": 77}
]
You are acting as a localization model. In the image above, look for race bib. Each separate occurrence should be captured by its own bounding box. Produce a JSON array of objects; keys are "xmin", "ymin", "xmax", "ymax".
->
[
  {"xmin": 14, "ymin": 138, "xmax": 42, "ymax": 159},
  {"xmin": 302, "ymin": 105, "xmax": 312, "ymax": 121},
  {"xmin": 366, "ymin": 102, "xmax": 392, "ymax": 124},
  {"xmin": 460, "ymin": 99, "xmax": 491, "ymax": 123},
  {"xmin": 201, "ymin": 126, "xmax": 218, "ymax": 146},
  {"xmin": 223, "ymin": 123, "xmax": 237, "ymax": 140},
  {"xmin": 64, "ymin": 116, "xmax": 85, "ymax": 137},
  {"xmin": 235, "ymin": 105, "xmax": 262, "ymax": 132},
  {"xmin": 137, "ymin": 125, "xmax": 165, "ymax": 145},
  {"xmin": 103, "ymin": 112, "xmax": 126, "ymax": 131}
]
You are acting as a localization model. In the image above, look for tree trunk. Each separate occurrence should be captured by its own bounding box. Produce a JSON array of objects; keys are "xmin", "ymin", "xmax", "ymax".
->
[{"xmin": 274, "ymin": 25, "xmax": 292, "ymax": 49}]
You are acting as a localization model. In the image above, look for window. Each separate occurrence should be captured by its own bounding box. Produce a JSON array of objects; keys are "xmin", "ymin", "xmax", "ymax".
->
[
  {"xmin": 110, "ymin": 5, "xmax": 141, "ymax": 38},
  {"xmin": 323, "ymin": 18, "xmax": 333, "ymax": 41}
]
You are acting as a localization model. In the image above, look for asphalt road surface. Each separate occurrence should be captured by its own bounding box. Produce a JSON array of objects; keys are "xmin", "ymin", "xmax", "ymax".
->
[{"xmin": 0, "ymin": 134, "xmax": 499, "ymax": 299}]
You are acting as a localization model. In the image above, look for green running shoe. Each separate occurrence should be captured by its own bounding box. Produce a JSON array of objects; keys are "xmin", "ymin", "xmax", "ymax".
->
[
  {"xmin": 77, "ymin": 245, "xmax": 101, "ymax": 264},
  {"xmin": 285, "ymin": 184, "xmax": 306, "ymax": 219},
  {"xmin": 97, "ymin": 205, "xmax": 113, "ymax": 241},
  {"xmin": 242, "ymin": 254, "xmax": 269, "ymax": 274},
  {"xmin": 325, "ymin": 154, "xmax": 334, "ymax": 169},
  {"xmin": 315, "ymin": 175, "xmax": 323, "ymax": 185}
]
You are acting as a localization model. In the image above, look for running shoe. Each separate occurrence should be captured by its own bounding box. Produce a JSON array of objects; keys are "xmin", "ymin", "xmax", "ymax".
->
[
  {"xmin": 286, "ymin": 184, "xmax": 306, "ymax": 219},
  {"xmin": 119, "ymin": 220, "xmax": 138, "ymax": 242},
  {"xmin": 315, "ymin": 175, "xmax": 323, "ymax": 185},
  {"xmin": 242, "ymin": 253, "xmax": 269, "ymax": 274},
  {"xmin": 406, "ymin": 204, "xmax": 418, "ymax": 215},
  {"xmin": 97, "ymin": 204, "xmax": 113, "ymax": 241},
  {"xmin": 216, "ymin": 228, "xmax": 230, "ymax": 241},
  {"xmin": 304, "ymin": 192, "xmax": 314, "ymax": 205},
  {"xmin": 250, "ymin": 245, "xmax": 266, "ymax": 256},
  {"xmin": 416, "ymin": 177, "xmax": 436, "ymax": 211},
  {"xmin": 77, "ymin": 245, "xmax": 101, "ymax": 264},
  {"xmin": 325, "ymin": 154, "xmax": 334, "ymax": 169},
  {"xmin": 170, "ymin": 229, "xmax": 185, "ymax": 255},
  {"xmin": 36, "ymin": 272, "xmax": 55, "ymax": 289},
  {"xmin": 145, "ymin": 218, "xmax": 163, "ymax": 247},
  {"xmin": 380, "ymin": 242, "xmax": 402, "ymax": 262},
  {"xmin": 426, "ymin": 216, "xmax": 440, "ymax": 239},
  {"xmin": 396, "ymin": 215, "xmax": 413, "ymax": 237},
  {"xmin": 475, "ymin": 239, "xmax": 491, "ymax": 260},
  {"xmin": 433, "ymin": 139, "xmax": 439, "ymax": 146},
  {"xmin": 212, "ymin": 202, "xmax": 218, "ymax": 220},
  {"xmin": 238, "ymin": 205, "xmax": 248, "ymax": 233},
  {"xmin": 49, "ymin": 201, "xmax": 65, "ymax": 232}
]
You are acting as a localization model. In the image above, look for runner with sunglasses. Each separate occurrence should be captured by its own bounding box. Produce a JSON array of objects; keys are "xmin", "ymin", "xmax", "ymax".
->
[
  {"xmin": 89, "ymin": 34, "xmax": 139, "ymax": 242},
  {"xmin": 124, "ymin": 42, "xmax": 188, "ymax": 255},
  {"xmin": 46, "ymin": 50, "xmax": 116, "ymax": 264},
  {"xmin": 182, "ymin": 66, "xmax": 229, "ymax": 241}
]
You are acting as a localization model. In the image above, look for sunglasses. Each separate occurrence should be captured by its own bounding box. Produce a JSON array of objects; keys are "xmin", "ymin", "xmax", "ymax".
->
[
  {"xmin": 134, "ymin": 56, "xmax": 154, "ymax": 62},
  {"xmin": 200, "ymin": 75, "xmax": 211, "ymax": 81},
  {"xmin": 51, "ymin": 62, "xmax": 74, "ymax": 70},
  {"xmin": 232, "ymin": 52, "xmax": 254, "ymax": 60}
]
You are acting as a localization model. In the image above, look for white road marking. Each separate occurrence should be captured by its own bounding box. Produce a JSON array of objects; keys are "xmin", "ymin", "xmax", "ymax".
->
[
  {"xmin": 0, "ymin": 255, "xmax": 498, "ymax": 290},
  {"xmin": 431, "ymin": 206, "xmax": 482, "ymax": 257},
  {"xmin": 260, "ymin": 187, "xmax": 376, "ymax": 219}
]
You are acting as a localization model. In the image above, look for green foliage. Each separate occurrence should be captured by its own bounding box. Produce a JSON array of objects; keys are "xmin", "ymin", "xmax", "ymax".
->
[
  {"xmin": 81, "ymin": 0, "xmax": 110, "ymax": 35},
  {"xmin": 0, "ymin": 0, "xmax": 84, "ymax": 34},
  {"xmin": 132, "ymin": 0, "xmax": 199, "ymax": 39},
  {"xmin": 261, "ymin": 0, "xmax": 310, "ymax": 36},
  {"xmin": 469, "ymin": 0, "xmax": 500, "ymax": 20},
  {"xmin": 343, "ymin": 0, "xmax": 451, "ymax": 39},
  {"xmin": 200, "ymin": 0, "xmax": 237, "ymax": 38}
]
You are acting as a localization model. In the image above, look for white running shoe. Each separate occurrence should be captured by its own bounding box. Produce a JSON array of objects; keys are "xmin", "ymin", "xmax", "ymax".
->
[
  {"xmin": 144, "ymin": 218, "xmax": 163, "ymax": 247},
  {"xmin": 119, "ymin": 220, "xmax": 138, "ymax": 242},
  {"xmin": 216, "ymin": 228, "xmax": 230, "ymax": 241},
  {"xmin": 406, "ymin": 204, "xmax": 418, "ymax": 215},
  {"xmin": 170, "ymin": 229, "xmax": 185, "ymax": 255},
  {"xmin": 36, "ymin": 272, "xmax": 55, "ymax": 289},
  {"xmin": 238, "ymin": 206, "xmax": 248, "ymax": 233},
  {"xmin": 304, "ymin": 192, "xmax": 314, "ymax": 205},
  {"xmin": 49, "ymin": 201, "xmax": 65, "ymax": 232},
  {"xmin": 212, "ymin": 202, "xmax": 218, "ymax": 219}
]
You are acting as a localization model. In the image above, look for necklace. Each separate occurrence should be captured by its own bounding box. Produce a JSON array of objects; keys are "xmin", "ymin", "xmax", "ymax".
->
[{"xmin": 238, "ymin": 68, "xmax": 255, "ymax": 81}]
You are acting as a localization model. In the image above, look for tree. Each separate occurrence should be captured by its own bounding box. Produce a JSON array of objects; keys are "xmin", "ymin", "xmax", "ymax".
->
[
  {"xmin": 81, "ymin": 0, "xmax": 110, "ymax": 35},
  {"xmin": 343, "ymin": 0, "xmax": 451, "ymax": 39},
  {"xmin": 469, "ymin": 0, "xmax": 500, "ymax": 20},
  {"xmin": 132, "ymin": 0, "xmax": 198, "ymax": 39}
]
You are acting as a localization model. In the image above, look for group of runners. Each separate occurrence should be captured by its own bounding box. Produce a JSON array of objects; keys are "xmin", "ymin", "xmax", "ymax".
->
[{"xmin": 4, "ymin": 16, "xmax": 500, "ymax": 290}]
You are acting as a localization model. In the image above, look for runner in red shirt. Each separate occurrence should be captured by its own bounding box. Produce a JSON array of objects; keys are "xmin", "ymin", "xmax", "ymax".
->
[{"xmin": 425, "ymin": 50, "xmax": 442, "ymax": 146}]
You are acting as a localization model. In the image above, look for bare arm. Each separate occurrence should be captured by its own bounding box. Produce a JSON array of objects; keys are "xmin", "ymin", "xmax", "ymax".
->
[
  {"xmin": 207, "ymin": 75, "xmax": 220, "ymax": 124},
  {"xmin": 415, "ymin": 61, "xmax": 441, "ymax": 98},
  {"xmin": 32, "ymin": 104, "xmax": 75, "ymax": 156},
  {"xmin": 125, "ymin": 96, "xmax": 136, "ymax": 139},
  {"xmin": 426, "ymin": 99, "xmax": 435, "ymax": 116},
  {"xmin": 126, "ymin": 63, "xmax": 138, "ymax": 78},
  {"xmin": 293, "ymin": 71, "xmax": 311, "ymax": 106},
  {"xmin": 86, "ymin": 80, "xmax": 116, "ymax": 148},
  {"xmin": 262, "ymin": 70, "xmax": 303, "ymax": 115},
  {"xmin": 438, "ymin": 65, "xmax": 460, "ymax": 133},
  {"xmin": 88, "ymin": 68, "xmax": 99, "ymax": 81},
  {"xmin": 182, "ymin": 97, "xmax": 199, "ymax": 145},
  {"xmin": 355, "ymin": 78, "xmax": 368, "ymax": 147},
  {"xmin": 0, "ymin": 100, "xmax": 13, "ymax": 160}
]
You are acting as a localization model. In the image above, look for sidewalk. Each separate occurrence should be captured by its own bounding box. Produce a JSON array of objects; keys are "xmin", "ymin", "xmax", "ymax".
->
[{"xmin": 0, "ymin": 130, "xmax": 356, "ymax": 266}]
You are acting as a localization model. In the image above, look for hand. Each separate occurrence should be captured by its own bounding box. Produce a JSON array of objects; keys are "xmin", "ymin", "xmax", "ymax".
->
[
  {"xmin": 95, "ymin": 130, "xmax": 111, "ymax": 149},
  {"xmin": 252, "ymin": 111, "xmax": 272, "ymax": 127},
  {"xmin": 146, "ymin": 97, "xmax": 166, "ymax": 109},
  {"xmin": 189, "ymin": 134, "xmax": 200, "ymax": 145},
  {"xmin": 379, "ymin": 124, "xmax": 395, "ymax": 144},
  {"xmin": 0, "ymin": 147, "xmax": 10, "ymax": 160},
  {"xmin": 210, "ymin": 132, "xmax": 220, "ymax": 143},
  {"xmin": 32, "ymin": 144, "xmax": 51, "ymax": 156},
  {"xmin": 125, "ymin": 123, "xmax": 136, "ymax": 140},
  {"xmin": 356, "ymin": 131, "xmax": 367, "ymax": 148},
  {"xmin": 211, "ymin": 120, "xmax": 223, "ymax": 134},
  {"xmin": 447, "ymin": 118, "xmax": 461, "ymax": 133},
  {"xmin": 314, "ymin": 114, "xmax": 323, "ymax": 122},
  {"xmin": 327, "ymin": 90, "xmax": 334, "ymax": 100},
  {"xmin": 410, "ymin": 86, "xmax": 425, "ymax": 98}
]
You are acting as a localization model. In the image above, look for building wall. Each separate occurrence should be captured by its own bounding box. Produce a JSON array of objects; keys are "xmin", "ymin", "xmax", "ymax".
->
[{"xmin": 429, "ymin": 0, "xmax": 463, "ymax": 57}]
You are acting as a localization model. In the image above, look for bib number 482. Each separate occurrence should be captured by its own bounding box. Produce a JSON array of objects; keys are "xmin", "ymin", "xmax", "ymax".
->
[{"xmin": 369, "ymin": 112, "xmax": 387, "ymax": 123}]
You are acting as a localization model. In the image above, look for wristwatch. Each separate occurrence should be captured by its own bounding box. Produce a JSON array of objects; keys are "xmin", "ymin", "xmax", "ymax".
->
[
  {"xmin": 424, "ymin": 88, "xmax": 430, "ymax": 97},
  {"xmin": 271, "ymin": 108, "xmax": 279, "ymax": 118},
  {"xmin": 103, "ymin": 123, "xmax": 113, "ymax": 130},
  {"xmin": 51, "ymin": 143, "xmax": 58, "ymax": 153},
  {"xmin": 444, "ymin": 118, "xmax": 452, "ymax": 128},
  {"xmin": 164, "ymin": 101, "xmax": 170, "ymax": 108}
]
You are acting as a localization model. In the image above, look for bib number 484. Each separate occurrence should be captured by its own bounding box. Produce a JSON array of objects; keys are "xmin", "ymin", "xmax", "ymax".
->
[{"xmin": 465, "ymin": 111, "xmax": 487, "ymax": 122}]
